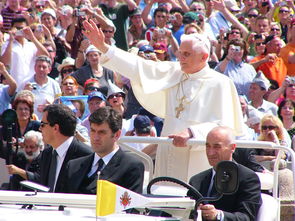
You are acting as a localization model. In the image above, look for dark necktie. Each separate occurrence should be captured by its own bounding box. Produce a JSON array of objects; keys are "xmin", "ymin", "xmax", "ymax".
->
[
  {"xmin": 48, "ymin": 150, "xmax": 57, "ymax": 192},
  {"xmin": 91, "ymin": 158, "xmax": 105, "ymax": 180}
]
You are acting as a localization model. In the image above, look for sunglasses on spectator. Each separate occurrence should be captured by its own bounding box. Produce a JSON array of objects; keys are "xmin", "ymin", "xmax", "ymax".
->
[
  {"xmin": 288, "ymin": 84, "xmax": 295, "ymax": 88},
  {"xmin": 255, "ymin": 42, "xmax": 265, "ymax": 46},
  {"xmin": 40, "ymin": 121, "xmax": 49, "ymax": 128},
  {"xmin": 36, "ymin": 5, "xmax": 44, "ymax": 9},
  {"xmin": 108, "ymin": 93, "xmax": 123, "ymax": 99},
  {"xmin": 271, "ymin": 28, "xmax": 280, "ymax": 31},
  {"xmin": 279, "ymin": 10, "xmax": 290, "ymax": 13},
  {"xmin": 230, "ymin": 31, "xmax": 240, "ymax": 35},
  {"xmin": 261, "ymin": 125, "xmax": 278, "ymax": 130},
  {"xmin": 86, "ymin": 86, "xmax": 100, "ymax": 91},
  {"xmin": 61, "ymin": 68, "xmax": 74, "ymax": 74},
  {"xmin": 248, "ymin": 14, "xmax": 258, "ymax": 18},
  {"xmin": 102, "ymin": 30, "xmax": 114, "ymax": 33},
  {"xmin": 62, "ymin": 82, "xmax": 75, "ymax": 86}
]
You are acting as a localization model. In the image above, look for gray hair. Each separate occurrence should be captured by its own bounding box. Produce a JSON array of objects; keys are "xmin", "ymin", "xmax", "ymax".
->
[
  {"xmin": 15, "ymin": 90, "xmax": 35, "ymax": 102},
  {"xmin": 35, "ymin": 55, "xmax": 52, "ymax": 66},
  {"xmin": 181, "ymin": 33, "xmax": 211, "ymax": 61},
  {"xmin": 24, "ymin": 130, "xmax": 44, "ymax": 151}
]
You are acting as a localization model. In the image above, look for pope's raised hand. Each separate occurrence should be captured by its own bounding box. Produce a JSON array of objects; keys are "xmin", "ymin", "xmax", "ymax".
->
[{"xmin": 82, "ymin": 19, "xmax": 109, "ymax": 53}]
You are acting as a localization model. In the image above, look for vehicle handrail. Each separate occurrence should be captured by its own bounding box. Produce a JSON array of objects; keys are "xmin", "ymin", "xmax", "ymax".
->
[{"xmin": 119, "ymin": 136, "xmax": 295, "ymax": 200}]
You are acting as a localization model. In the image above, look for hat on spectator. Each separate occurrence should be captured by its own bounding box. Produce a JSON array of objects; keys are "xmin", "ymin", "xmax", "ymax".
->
[
  {"xmin": 85, "ymin": 45, "xmax": 100, "ymax": 55},
  {"xmin": 224, "ymin": 0, "xmax": 240, "ymax": 11},
  {"xmin": 246, "ymin": 108, "xmax": 263, "ymax": 126},
  {"xmin": 87, "ymin": 91, "xmax": 106, "ymax": 102},
  {"xmin": 58, "ymin": 57, "xmax": 75, "ymax": 72},
  {"xmin": 153, "ymin": 42, "xmax": 168, "ymax": 54},
  {"xmin": 129, "ymin": 8, "xmax": 142, "ymax": 17},
  {"xmin": 139, "ymin": 45, "xmax": 154, "ymax": 53},
  {"xmin": 134, "ymin": 115, "xmax": 151, "ymax": 134},
  {"xmin": 183, "ymin": 12, "xmax": 204, "ymax": 24},
  {"xmin": 41, "ymin": 8, "xmax": 57, "ymax": 20},
  {"xmin": 61, "ymin": 5, "xmax": 73, "ymax": 15},
  {"xmin": 252, "ymin": 71, "xmax": 270, "ymax": 90},
  {"xmin": 107, "ymin": 80, "xmax": 125, "ymax": 100}
]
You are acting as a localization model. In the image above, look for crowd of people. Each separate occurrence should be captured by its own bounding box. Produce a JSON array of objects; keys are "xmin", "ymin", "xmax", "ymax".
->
[{"xmin": 0, "ymin": 0, "xmax": 294, "ymax": 220}]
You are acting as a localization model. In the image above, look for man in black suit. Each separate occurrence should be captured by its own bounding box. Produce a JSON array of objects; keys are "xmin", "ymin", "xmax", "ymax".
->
[
  {"xmin": 62, "ymin": 107, "xmax": 144, "ymax": 194},
  {"xmin": 26, "ymin": 104, "xmax": 92, "ymax": 192},
  {"xmin": 188, "ymin": 126, "xmax": 262, "ymax": 221}
]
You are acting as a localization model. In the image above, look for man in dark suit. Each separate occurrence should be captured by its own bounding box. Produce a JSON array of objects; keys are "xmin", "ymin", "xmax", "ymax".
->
[
  {"xmin": 62, "ymin": 107, "xmax": 144, "ymax": 194},
  {"xmin": 26, "ymin": 104, "xmax": 92, "ymax": 192},
  {"xmin": 188, "ymin": 126, "xmax": 262, "ymax": 221}
]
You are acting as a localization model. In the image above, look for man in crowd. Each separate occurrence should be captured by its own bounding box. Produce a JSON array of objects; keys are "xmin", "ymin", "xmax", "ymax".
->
[
  {"xmin": 188, "ymin": 126, "xmax": 262, "ymax": 220},
  {"xmin": 27, "ymin": 104, "xmax": 92, "ymax": 192},
  {"xmin": 1, "ymin": 0, "xmax": 26, "ymax": 32},
  {"xmin": 81, "ymin": 91, "xmax": 106, "ymax": 132},
  {"xmin": 23, "ymin": 55, "xmax": 61, "ymax": 120},
  {"xmin": 248, "ymin": 72, "xmax": 278, "ymax": 116},
  {"xmin": 279, "ymin": 19, "xmax": 295, "ymax": 76},
  {"xmin": 62, "ymin": 107, "xmax": 144, "ymax": 194},
  {"xmin": 83, "ymin": 20, "xmax": 244, "ymax": 181},
  {"xmin": 1, "ymin": 17, "xmax": 49, "ymax": 90},
  {"xmin": 6, "ymin": 130, "xmax": 44, "ymax": 190}
]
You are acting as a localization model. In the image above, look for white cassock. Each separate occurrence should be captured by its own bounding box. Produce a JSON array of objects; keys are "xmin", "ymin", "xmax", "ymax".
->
[{"xmin": 101, "ymin": 47, "xmax": 245, "ymax": 181}]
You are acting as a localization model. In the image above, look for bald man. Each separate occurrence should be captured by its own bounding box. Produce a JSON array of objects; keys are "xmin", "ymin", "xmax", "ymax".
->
[
  {"xmin": 188, "ymin": 126, "xmax": 262, "ymax": 221},
  {"xmin": 82, "ymin": 20, "xmax": 244, "ymax": 181}
]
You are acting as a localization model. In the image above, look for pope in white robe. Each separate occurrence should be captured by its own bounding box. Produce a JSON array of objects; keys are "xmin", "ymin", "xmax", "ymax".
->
[{"xmin": 82, "ymin": 21, "xmax": 245, "ymax": 181}]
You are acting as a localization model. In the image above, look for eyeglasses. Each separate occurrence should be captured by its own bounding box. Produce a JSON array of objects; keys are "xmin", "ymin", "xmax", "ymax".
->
[
  {"xmin": 86, "ymin": 86, "xmax": 100, "ymax": 91},
  {"xmin": 230, "ymin": 31, "xmax": 240, "ymax": 35},
  {"xmin": 255, "ymin": 42, "xmax": 265, "ymax": 46},
  {"xmin": 288, "ymin": 84, "xmax": 295, "ymax": 88},
  {"xmin": 36, "ymin": 5, "xmax": 44, "ymax": 9},
  {"xmin": 61, "ymin": 68, "xmax": 74, "ymax": 74},
  {"xmin": 261, "ymin": 125, "xmax": 278, "ymax": 131},
  {"xmin": 247, "ymin": 14, "xmax": 258, "ymax": 18},
  {"xmin": 40, "ymin": 121, "xmax": 49, "ymax": 128},
  {"xmin": 62, "ymin": 82, "xmax": 75, "ymax": 86},
  {"xmin": 279, "ymin": 10, "xmax": 290, "ymax": 14},
  {"xmin": 102, "ymin": 30, "xmax": 114, "ymax": 33},
  {"xmin": 108, "ymin": 93, "xmax": 123, "ymax": 99},
  {"xmin": 271, "ymin": 28, "xmax": 280, "ymax": 31}
]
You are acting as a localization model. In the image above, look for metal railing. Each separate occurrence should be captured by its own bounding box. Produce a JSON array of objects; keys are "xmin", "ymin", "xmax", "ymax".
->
[{"xmin": 118, "ymin": 136, "xmax": 295, "ymax": 200}]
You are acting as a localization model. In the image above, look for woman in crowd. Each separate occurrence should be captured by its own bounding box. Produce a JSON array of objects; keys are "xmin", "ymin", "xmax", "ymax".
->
[
  {"xmin": 255, "ymin": 114, "xmax": 289, "ymax": 162},
  {"xmin": 1, "ymin": 97, "xmax": 40, "ymax": 147},
  {"xmin": 107, "ymin": 81, "xmax": 126, "ymax": 116},
  {"xmin": 215, "ymin": 39, "xmax": 256, "ymax": 97},
  {"xmin": 71, "ymin": 45, "xmax": 115, "ymax": 95},
  {"xmin": 278, "ymin": 99, "xmax": 295, "ymax": 140},
  {"xmin": 61, "ymin": 75, "xmax": 79, "ymax": 96}
]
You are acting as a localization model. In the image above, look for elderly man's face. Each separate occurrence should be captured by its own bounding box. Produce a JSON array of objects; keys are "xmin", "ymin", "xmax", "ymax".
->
[
  {"xmin": 178, "ymin": 39, "xmax": 208, "ymax": 74},
  {"xmin": 23, "ymin": 136, "xmax": 40, "ymax": 161},
  {"xmin": 205, "ymin": 129, "xmax": 235, "ymax": 168}
]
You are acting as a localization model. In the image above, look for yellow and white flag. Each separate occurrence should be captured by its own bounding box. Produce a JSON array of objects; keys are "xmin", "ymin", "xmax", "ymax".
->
[{"xmin": 96, "ymin": 180, "xmax": 150, "ymax": 217}]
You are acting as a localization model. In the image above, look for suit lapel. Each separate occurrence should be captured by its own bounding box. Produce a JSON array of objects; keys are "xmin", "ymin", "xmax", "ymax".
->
[
  {"xmin": 99, "ymin": 149, "xmax": 123, "ymax": 180},
  {"xmin": 199, "ymin": 170, "xmax": 213, "ymax": 196}
]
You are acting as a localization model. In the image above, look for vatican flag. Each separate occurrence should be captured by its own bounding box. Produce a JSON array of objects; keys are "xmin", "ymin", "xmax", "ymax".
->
[{"xmin": 96, "ymin": 180, "xmax": 150, "ymax": 216}]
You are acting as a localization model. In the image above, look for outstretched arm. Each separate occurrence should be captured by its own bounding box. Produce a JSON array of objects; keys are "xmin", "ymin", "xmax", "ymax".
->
[{"xmin": 83, "ymin": 19, "xmax": 110, "ymax": 54}]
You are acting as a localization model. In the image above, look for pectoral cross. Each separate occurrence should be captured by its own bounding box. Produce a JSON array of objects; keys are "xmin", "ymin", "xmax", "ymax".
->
[{"xmin": 175, "ymin": 97, "xmax": 185, "ymax": 118}]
